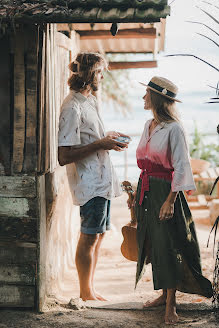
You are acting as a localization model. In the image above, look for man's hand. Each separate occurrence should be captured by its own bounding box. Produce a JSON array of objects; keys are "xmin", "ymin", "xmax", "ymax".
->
[
  {"xmin": 106, "ymin": 131, "xmax": 131, "ymax": 140},
  {"xmin": 97, "ymin": 136, "xmax": 128, "ymax": 152}
]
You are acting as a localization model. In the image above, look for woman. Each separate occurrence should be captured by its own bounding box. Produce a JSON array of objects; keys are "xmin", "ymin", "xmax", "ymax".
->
[{"xmin": 130, "ymin": 76, "xmax": 213, "ymax": 324}]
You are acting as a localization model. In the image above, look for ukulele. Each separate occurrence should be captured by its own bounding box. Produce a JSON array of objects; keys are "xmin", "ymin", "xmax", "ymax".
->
[
  {"xmin": 121, "ymin": 181, "xmax": 151, "ymax": 264},
  {"xmin": 121, "ymin": 181, "xmax": 138, "ymax": 262}
]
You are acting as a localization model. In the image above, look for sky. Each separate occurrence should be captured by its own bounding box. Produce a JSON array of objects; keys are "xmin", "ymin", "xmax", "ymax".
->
[{"xmin": 130, "ymin": 0, "xmax": 219, "ymax": 102}]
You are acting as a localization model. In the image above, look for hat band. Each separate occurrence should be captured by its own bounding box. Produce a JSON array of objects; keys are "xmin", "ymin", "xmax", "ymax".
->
[{"xmin": 148, "ymin": 81, "xmax": 176, "ymax": 98}]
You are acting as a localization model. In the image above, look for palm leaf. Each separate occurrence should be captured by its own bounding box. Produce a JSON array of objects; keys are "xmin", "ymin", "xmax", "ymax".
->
[
  {"xmin": 201, "ymin": 1, "xmax": 219, "ymax": 10},
  {"xmin": 197, "ymin": 32, "xmax": 219, "ymax": 48},
  {"xmin": 197, "ymin": 6, "xmax": 219, "ymax": 25},
  {"xmin": 165, "ymin": 54, "xmax": 219, "ymax": 72},
  {"xmin": 186, "ymin": 21, "xmax": 219, "ymax": 37},
  {"xmin": 206, "ymin": 101, "xmax": 219, "ymax": 103},
  {"xmin": 208, "ymin": 85, "xmax": 219, "ymax": 90}
]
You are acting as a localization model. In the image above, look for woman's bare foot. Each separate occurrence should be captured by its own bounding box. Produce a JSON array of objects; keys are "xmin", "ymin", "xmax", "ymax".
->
[
  {"xmin": 164, "ymin": 288, "xmax": 178, "ymax": 325},
  {"xmin": 143, "ymin": 294, "xmax": 166, "ymax": 308},
  {"xmin": 165, "ymin": 303, "xmax": 178, "ymax": 325}
]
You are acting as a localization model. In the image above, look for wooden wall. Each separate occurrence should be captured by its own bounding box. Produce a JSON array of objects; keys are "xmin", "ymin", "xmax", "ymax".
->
[
  {"xmin": 0, "ymin": 25, "xmax": 40, "ymax": 308},
  {"xmin": 0, "ymin": 24, "xmax": 81, "ymax": 310},
  {"xmin": 0, "ymin": 176, "xmax": 37, "ymax": 307}
]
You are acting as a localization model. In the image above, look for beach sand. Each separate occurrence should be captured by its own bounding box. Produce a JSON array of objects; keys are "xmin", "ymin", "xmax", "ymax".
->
[{"xmin": 0, "ymin": 193, "xmax": 218, "ymax": 328}]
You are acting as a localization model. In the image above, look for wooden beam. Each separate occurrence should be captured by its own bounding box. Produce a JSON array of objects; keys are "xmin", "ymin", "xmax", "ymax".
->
[
  {"xmin": 78, "ymin": 28, "xmax": 156, "ymax": 40},
  {"xmin": 109, "ymin": 61, "xmax": 157, "ymax": 70}
]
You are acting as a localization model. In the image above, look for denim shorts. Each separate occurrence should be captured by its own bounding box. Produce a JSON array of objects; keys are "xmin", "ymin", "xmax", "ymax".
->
[{"xmin": 80, "ymin": 197, "xmax": 111, "ymax": 234}]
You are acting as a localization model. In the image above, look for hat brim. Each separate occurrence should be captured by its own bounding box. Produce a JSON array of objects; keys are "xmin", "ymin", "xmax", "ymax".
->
[{"xmin": 139, "ymin": 82, "xmax": 182, "ymax": 103}]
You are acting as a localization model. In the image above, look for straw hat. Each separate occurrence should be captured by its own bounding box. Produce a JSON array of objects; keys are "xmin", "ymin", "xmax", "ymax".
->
[{"xmin": 139, "ymin": 76, "xmax": 182, "ymax": 103}]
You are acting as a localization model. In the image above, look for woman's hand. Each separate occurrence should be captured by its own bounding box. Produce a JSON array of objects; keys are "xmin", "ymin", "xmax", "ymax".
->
[
  {"xmin": 127, "ymin": 191, "xmax": 137, "ymax": 209},
  {"xmin": 106, "ymin": 131, "xmax": 131, "ymax": 140},
  {"xmin": 159, "ymin": 200, "xmax": 174, "ymax": 221}
]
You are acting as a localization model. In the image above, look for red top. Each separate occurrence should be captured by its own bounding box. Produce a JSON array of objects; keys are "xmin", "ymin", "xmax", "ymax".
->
[{"xmin": 137, "ymin": 158, "xmax": 173, "ymax": 205}]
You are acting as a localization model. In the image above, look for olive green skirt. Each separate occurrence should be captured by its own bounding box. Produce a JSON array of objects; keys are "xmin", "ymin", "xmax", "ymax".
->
[{"xmin": 135, "ymin": 176, "xmax": 213, "ymax": 298}]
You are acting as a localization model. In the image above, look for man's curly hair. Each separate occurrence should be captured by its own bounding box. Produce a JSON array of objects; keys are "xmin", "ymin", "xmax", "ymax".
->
[{"xmin": 68, "ymin": 52, "xmax": 108, "ymax": 92}]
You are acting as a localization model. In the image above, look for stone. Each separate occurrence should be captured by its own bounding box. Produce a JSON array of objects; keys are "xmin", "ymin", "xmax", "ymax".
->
[{"xmin": 68, "ymin": 297, "xmax": 86, "ymax": 310}]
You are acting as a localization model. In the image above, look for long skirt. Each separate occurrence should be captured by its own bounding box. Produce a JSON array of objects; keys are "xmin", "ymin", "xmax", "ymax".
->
[{"xmin": 135, "ymin": 176, "xmax": 213, "ymax": 298}]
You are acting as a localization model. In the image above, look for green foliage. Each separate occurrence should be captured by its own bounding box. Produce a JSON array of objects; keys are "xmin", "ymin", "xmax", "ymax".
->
[
  {"xmin": 189, "ymin": 122, "xmax": 219, "ymax": 165},
  {"xmin": 101, "ymin": 54, "xmax": 133, "ymax": 115}
]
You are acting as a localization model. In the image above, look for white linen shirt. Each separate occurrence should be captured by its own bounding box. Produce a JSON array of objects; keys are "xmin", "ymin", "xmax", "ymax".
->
[
  {"xmin": 136, "ymin": 119, "xmax": 196, "ymax": 193},
  {"xmin": 58, "ymin": 90, "xmax": 121, "ymax": 205}
]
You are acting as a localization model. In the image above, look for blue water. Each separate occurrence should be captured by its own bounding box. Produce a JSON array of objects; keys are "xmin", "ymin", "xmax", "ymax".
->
[{"xmin": 102, "ymin": 91, "xmax": 219, "ymax": 182}]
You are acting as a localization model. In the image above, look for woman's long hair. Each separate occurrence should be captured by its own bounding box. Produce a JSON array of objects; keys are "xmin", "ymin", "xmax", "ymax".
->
[
  {"xmin": 149, "ymin": 89, "xmax": 180, "ymax": 123},
  {"xmin": 68, "ymin": 52, "xmax": 108, "ymax": 92}
]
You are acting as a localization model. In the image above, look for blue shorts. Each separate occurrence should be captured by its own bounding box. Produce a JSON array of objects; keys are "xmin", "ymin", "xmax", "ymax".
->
[{"xmin": 80, "ymin": 197, "xmax": 111, "ymax": 234}]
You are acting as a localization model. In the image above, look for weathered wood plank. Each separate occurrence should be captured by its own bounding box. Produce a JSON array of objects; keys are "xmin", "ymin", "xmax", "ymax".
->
[
  {"xmin": 0, "ymin": 217, "xmax": 37, "ymax": 242},
  {"xmin": 200, "ymin": 171, "xmax": 209, "ymax": 179},
  {"xmin": 197, "ymin": 194, "xmax": 207, "ymax": 206},
  {"xmin": 56, "ymin": 31, "xmax": 73, "ymax": 50},
  {"xmin": 0, "ymin": 34, "xmax": 11, "ymax": 175},
  {"xmin": 37, "ymin": 26, "xmax": 45, "ymax": 173},
  {"xmin": 36, "ymin": 174, "xmax": 47, "ymax": 311},
  {"xmin": 13, "ymin": 27, "xmax": 26, "ymax": 173},
  {"xmin": 77, "ymin": 28, "xmax": 156, "ymax": 39},
  {"xmin": 23, "ymin": 26, "xmax": 38, "ymax": 172},
  {"xmin": 0, "ymin": 264, "xmax": 36, "ymax": 285},
  {"xmin": 109, "ymin": 60, "xmax": 157, "ymax": 70},
  {"xmin": 44, "ymin": 25, "xmax": 50, "ymax": 173},
  {"xmin": 0, "ymin": 241, "xmax": 36, "ymax": 264},
  {"xmin": 50, "ymin": 24, "xmax": 58, "ymax": 172},
  {"xmin": 0, "ymin": 176, "xmax": 36, "ymax": 198},
  {"xmin": 0, "ymin": 285, "xmax": 35, "ymax": 307},
  {"xmin": 207, "ymin": 167, "xmax": 217, "ymax": 179},
  {"xmin": 0, "ymin": 198, "xmax": 37, "ymax": 217}
]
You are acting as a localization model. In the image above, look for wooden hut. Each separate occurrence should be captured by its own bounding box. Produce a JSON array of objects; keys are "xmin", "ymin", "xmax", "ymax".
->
[{"xmin": 0, "ymin": 0, "xmax": 170, "ymax": 311}]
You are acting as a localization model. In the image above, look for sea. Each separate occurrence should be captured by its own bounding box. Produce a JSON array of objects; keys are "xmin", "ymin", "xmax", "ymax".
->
[{"xmin": 102, "ymin": 90, "xmax": 219, "ymax": 183}]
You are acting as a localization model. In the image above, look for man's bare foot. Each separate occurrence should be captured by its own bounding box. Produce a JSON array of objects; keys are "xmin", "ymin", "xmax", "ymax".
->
[
  {"xmin": 143, "ymin": 294, "xmax": 166, "ymax": 308},
  {"xmin": 80, "ymin": 292, "xmax": 98, "ymax": 301},
  {"xmin": 95, "ymin": 293, "xmax": 107, "ymax": 301},
  {"xmin": 165, "ymin": 303, "xmax": 179, "ymax": 325},
  {"xmin": 93, "ymin": 289, "xmax": 108, "ymax": 301}
]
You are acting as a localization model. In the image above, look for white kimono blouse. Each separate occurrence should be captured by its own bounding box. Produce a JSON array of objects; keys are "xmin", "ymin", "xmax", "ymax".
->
[{"xmin": 136, "ymin": 119, "xmax": 196, "ymax": 194}]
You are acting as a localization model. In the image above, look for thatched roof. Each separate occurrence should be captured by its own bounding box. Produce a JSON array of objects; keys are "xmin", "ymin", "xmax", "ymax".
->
[{"xmin": 0, "ymin": 0, "xmax": 170, "ymax": 24}]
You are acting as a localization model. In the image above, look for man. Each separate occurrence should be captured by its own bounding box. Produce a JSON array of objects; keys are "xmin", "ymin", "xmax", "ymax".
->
[{"xmin": 58, "ymin": 52, "xmax": 129, "ymax": 301}]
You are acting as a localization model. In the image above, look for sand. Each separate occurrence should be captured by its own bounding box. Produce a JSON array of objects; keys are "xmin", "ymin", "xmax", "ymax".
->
[{"xmin": 0, "ymin": 193, "xmax": 218, "ymax": 327}]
